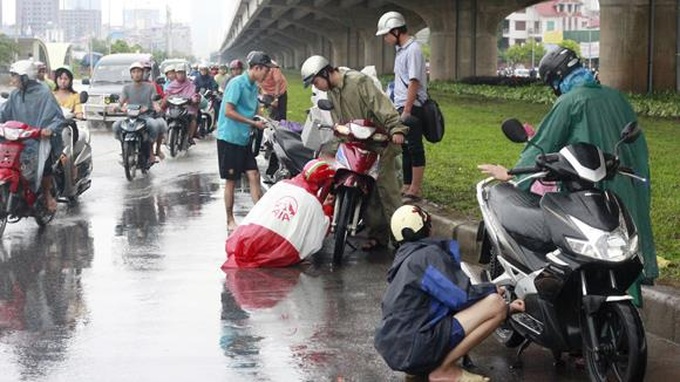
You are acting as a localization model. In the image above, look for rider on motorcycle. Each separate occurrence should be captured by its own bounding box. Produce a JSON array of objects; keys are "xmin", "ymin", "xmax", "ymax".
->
[
  {"xmin": 300, "ymin": 55, "xmax": 408, "ymax": 250},
  {"xmin": 163, "ymin": 65, "xmax": 201, "ymax": 145},
  {"xmin": 163, "ymin": 65, "xmax": 176, "ymax": 91},
  {"xmin": 35, "ymin": 61, "xmax": 56, "ymax": 90},
  {"xmin": 52, "ymin": 66, "xmax": 83, "ymax": 120},
  {"xmin": 478, "ymin": 48, "xmax": 656, "ymax": 303},
  {"xmin": 194, "ymin": 63, "xmax": 218, "ymax": 92},
  {"xmin": 112, "ymin": 62, "xmax": 166, "ymax": 163},
  {"xmin": 225, "ymin": 59, "xmax": 244, "ymax": 89},
  {"xmin": 1, "ymin": 60, "xmax": 64, "ymax": 212}
]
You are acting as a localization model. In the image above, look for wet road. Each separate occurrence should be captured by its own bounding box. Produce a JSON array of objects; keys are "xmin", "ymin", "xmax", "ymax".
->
[{"xmin": 0, "ymin": 129, "xmax": 679, "ymax": 381}]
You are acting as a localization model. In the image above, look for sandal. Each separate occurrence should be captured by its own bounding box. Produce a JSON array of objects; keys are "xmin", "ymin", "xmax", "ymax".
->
[
  {"xmin": 361, "ymin": 238, "xmax": 385, "ymax": 251},
  {"xmin": 459, "ymin": 370, "xmax": 490, "ymax": 382},
  {"xmin": 402, "ymin": 193, "xmax": 422, "ymax": 202}
]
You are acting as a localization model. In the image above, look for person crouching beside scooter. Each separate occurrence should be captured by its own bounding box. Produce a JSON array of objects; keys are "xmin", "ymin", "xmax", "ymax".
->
[
  {"xmin": 222, "ymin": 159, "xmax": 335, "ymax": 268},
  {"xmin": 374, "ymin": 205, "xmax": 525, "ymax": 382}
]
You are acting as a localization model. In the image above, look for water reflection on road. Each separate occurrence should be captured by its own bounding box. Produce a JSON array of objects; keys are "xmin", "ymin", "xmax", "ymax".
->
[{"xmin": 0, "ymin": 219, "xmax": 94, "ymax": 381}]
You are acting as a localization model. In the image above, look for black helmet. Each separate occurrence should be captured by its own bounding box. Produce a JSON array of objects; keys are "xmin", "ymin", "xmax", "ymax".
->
[
  {"xmin": 246, "ymin": 51, "xmax": 278, "ymax": 68},
  {"xmin": 538, "ymin": 48, "xmax": 581, "ymax": 96}
]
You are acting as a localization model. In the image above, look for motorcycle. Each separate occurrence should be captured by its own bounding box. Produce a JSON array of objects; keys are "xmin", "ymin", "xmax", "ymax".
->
[
  {"xmin": 197, "ymin": 88, "xmax": 220, "ymax": 138},
  {"xmin": 164, "ymin": 95, "xmax": 192, "ymax": 157},
  {"xmin": 0, "ymin": 121, "xmax": 57, "ymax": 237},
  {"xmin": 257, "ymin": 115, "xmax": 314, "ymax": 185},
  {"xmin": 54, "ymin": 92, "xmax": 93, "ymax": 203},
  {"xmin": 109, "ymin": 93, "xmax": 157, "ymax": 181},
  {"xmin": 472, "ymin": 118, "xmax": 647, "ymax": 381},
  {"xmin": 313, "ymin": 99, "xmax": 391, "ymax": 264}
]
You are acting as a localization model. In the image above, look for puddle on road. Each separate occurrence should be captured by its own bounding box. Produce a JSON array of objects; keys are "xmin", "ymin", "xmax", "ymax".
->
[{"xmin": 113, "ymin": 173, "xmax": 221, "ymax": 271}]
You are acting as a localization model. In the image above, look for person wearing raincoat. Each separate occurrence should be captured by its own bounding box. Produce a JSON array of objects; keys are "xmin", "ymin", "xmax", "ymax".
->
[
  {"xmin": 222, "ymin": 159, "xmax": 335, "ymax": 268},
  {"xmin": 1, "ymin": 60, "xmax": 64, "ymax": 212},
  {"xmin": 478, "ymin": 48, "xmax": 656, "ymax": 305}
]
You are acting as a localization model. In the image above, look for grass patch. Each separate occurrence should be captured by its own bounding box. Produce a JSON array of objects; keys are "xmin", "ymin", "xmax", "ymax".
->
[{"xmin": 282, "ymin": 71, "xmax": 680, "ymax": 283}]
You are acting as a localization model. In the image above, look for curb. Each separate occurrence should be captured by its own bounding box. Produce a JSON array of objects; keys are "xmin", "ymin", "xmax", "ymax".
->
[{"xmin": 425, "ymin": 202, "xmax": 680, "ymax": 346}]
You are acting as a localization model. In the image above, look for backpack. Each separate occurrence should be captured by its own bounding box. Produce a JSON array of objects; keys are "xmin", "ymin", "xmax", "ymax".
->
[
  {"xmin": 420, "ymin": 97, "xmax": 445, "ymax": 143},
  {"xmin": 399, "ymin": 77, "xmax": 445, "ymax": 143}
]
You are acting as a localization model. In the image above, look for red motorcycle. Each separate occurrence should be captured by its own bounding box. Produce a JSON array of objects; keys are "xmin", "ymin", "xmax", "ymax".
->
[
  {"xmin": 330, "ymin": 118, "xmax": 389, "ymax": 264},
  {"xmin": 0, "ymin": 121, "xmax": 57, "ymax": 237}
]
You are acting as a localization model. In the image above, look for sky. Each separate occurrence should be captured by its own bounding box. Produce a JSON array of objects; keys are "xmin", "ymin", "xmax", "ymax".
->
[{"xmin": 2, "ymin": 0, "xmax": 240, "ymax": 59}]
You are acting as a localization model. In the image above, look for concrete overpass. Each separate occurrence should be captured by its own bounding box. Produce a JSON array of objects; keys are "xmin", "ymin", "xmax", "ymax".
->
[{"xmin": 220, "ymin": 0, "xmax": 680, "ymax": 94}]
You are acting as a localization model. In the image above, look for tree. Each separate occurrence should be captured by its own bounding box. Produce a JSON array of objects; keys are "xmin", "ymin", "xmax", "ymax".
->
[
  {"xmin": 503, "ymin": 40, "xmax": 545, "ymax": 67},
  {"xmin": 558, "ymin": 39, "xmax": 581, "ymax": 57},
  {"xmin": 111, "ymin": 40, "xmax": 132, "ymax": 54},
  {"xmin": 0, "ymin": 34, "xmax": 19, "ymax": 67}
]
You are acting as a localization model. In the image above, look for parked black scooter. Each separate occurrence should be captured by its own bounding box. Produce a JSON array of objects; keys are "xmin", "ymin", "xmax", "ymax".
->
[{"xmin": 471, "ymin": 118, "xmax": 647, "ymax": 382}]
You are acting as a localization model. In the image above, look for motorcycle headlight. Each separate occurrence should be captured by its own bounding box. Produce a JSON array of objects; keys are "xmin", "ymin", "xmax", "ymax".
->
[
  {"xmin": 372, "ymin": 133, "xmax": 389, "ymax": 142},
  {"xmin": 566, "ymin": 217, "xmax": 639, "ymax": 262},
  {"xmin": 335, "ymin": 124, "xmax": 351, "ymax": 136}
]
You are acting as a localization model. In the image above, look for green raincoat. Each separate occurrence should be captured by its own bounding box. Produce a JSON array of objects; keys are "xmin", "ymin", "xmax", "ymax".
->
[
  {"xmin": 325, "ymin": 68, "xmax": 409, "ymax": 246},
  {"xmin": 515, "ymin": 82, "xmax": 657, "ymax": 288}
]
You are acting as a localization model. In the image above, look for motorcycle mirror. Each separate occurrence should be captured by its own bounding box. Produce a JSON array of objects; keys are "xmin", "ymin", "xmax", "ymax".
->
[
  {"xmin": 107, "ymin": 94, "xmax": 120, "ymax": 103},
  {"xmin": 501, "ymin": 118, "xmax": 528, "ymax": 143},
  {"xmin": 81, "ymin": 78, "xmax": 90, "ymax": 85},
  {"xmin": 156, "ymin": 76, "xmax": 166, "ymax": 86},
  {"xmin": 258, "ymin": 94, "xmax": 274, "ymax": 106},
  {"xmin": 620, "ymin": 121, "xmax": 641, "ymax": 144},
  {"xmin": 317, "ymin": 99, "xmax": 334, "ymax": 111},
  {"xmin": 0, "ymin": 92, "xmax": 8, "ymax": 99},
  {"xmin": 79, "ymin": 91, "xmax": 89, "ymax": 104}
]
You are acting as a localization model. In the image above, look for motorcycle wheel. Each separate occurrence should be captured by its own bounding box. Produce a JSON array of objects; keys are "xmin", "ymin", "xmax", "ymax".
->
[
  {"xmin": 332, "ymin": 188, "xmax": 357, "ymax": 265},
  {"xmin": 123, "ymin": 141, "xmax": 137, "ymax": 181},
  {"xmin": 34, "ymin": 183, "xmax": 57, "ymax": 227},
  {"xmin": 583, "ymin": 301, "xmax": 647, "ymax": 382},
  {"xmin": 0, "ymin": 184, "xmax": 8, "ymax": 237},
  {"xmin": 169, "ymin": 127, "xmax": 179, "ymax": 157}
]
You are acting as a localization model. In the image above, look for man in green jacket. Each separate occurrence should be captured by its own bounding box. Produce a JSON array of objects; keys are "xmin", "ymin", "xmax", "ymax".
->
[
  {"xmin": 479, "ymin": 48, "xmax": 656, "ymax": 305},
  {"xmin": 300, "ymin": 55, "xmax": 408, "ymax": 249}
]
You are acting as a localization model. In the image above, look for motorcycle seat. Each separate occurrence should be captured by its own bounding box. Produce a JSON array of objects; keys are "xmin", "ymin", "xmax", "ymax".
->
[
  {"xmin": 276, "ymin": 129, "xmax": 315, "ymax": 173},
  {"xmin": 487, "ymin": 182, "xmax": 555, "ymax": 252}
]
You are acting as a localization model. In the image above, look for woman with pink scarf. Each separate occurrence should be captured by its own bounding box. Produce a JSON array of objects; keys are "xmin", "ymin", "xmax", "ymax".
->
[{"xmin": 163, "ymin": 66, "xmax": 201, "ymax": 144}]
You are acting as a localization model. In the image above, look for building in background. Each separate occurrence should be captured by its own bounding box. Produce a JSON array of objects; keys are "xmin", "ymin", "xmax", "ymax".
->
[
  {"xmin": 17, "ymin": 0, "xmax": 60, "ymax": 38},
  {"xmin": 59, "ymin": 9, "xmax": 101, "ymax": 44},
  {"xmin": 124, "ymin": 9, "xmax": 162, "ymax": 30},
  {"xmin": 500, "ymin": 0, "xmax": 599, "ymax": 66}
]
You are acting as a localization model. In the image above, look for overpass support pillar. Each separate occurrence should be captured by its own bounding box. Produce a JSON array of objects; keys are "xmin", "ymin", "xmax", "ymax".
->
[
  {"xmin": 293, "ymin": 46, "xmax": 307, "ymax": 68},
  {"xmin": 600, "ymin": 0, "xmax": 677, "ymax": 92},
  {"xmin": 362, "ymin": 30, "xmax": 395, "ymax": 75}
]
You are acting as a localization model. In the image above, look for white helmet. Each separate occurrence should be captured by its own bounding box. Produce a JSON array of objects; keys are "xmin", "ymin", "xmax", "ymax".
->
[
  {"xmin": 376, "ymin": 11, "xmax": 406, "ymax": 36},
  {"xmin": 198, "ymin": 62, "xmax": 209, "ymax": 70},
  {"xmin": 164, "ymin": 64, "xmax": 176, "ymax": 74},
  {"xmin": 300, "ymin": 55, "xmax": 330, "ymax": 88},
  {"xmin": 390, "ymin": 204, "xmax": 431, "ymax": 243},
  {"xmin": 129, "ymin": 61, "xmax": 144, "ymax": 71},
  {"xmin": 9, "ymin": 60, "xmax": 38, "ymax": 80}
]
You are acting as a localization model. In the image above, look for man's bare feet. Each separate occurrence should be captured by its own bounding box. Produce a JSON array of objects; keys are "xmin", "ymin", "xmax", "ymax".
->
[{"xmin": 227, "ymin": 221, "xmax": 238, "ymax": 232}]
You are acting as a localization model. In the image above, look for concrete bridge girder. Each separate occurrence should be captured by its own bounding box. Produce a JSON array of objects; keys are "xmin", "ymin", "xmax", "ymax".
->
[{"xmin": 223, "ymin": 0, "xmax": 680, "ymax": 93}]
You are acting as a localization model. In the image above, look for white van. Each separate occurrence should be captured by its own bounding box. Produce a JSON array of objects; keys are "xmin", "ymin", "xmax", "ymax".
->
[{"xmin": 82, "ymin": 53, "xmax": 160, "ymax": 128}]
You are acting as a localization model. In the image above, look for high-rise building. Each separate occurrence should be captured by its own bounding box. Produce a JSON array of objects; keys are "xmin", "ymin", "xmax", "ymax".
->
[
  {"xmin": 123, "ymin": 9, "xmax": 162, "ymax": 30},
  {"xmin": 62, "ymin": 0, "xmax": 102, "ymax": 10},
  {"xmin": 60, "ymin": 9, "xmax": 101, "ymax": 43},
  {"xmin": 17, "ymin": 0, "xmax": 60, "ymax": 37}
]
